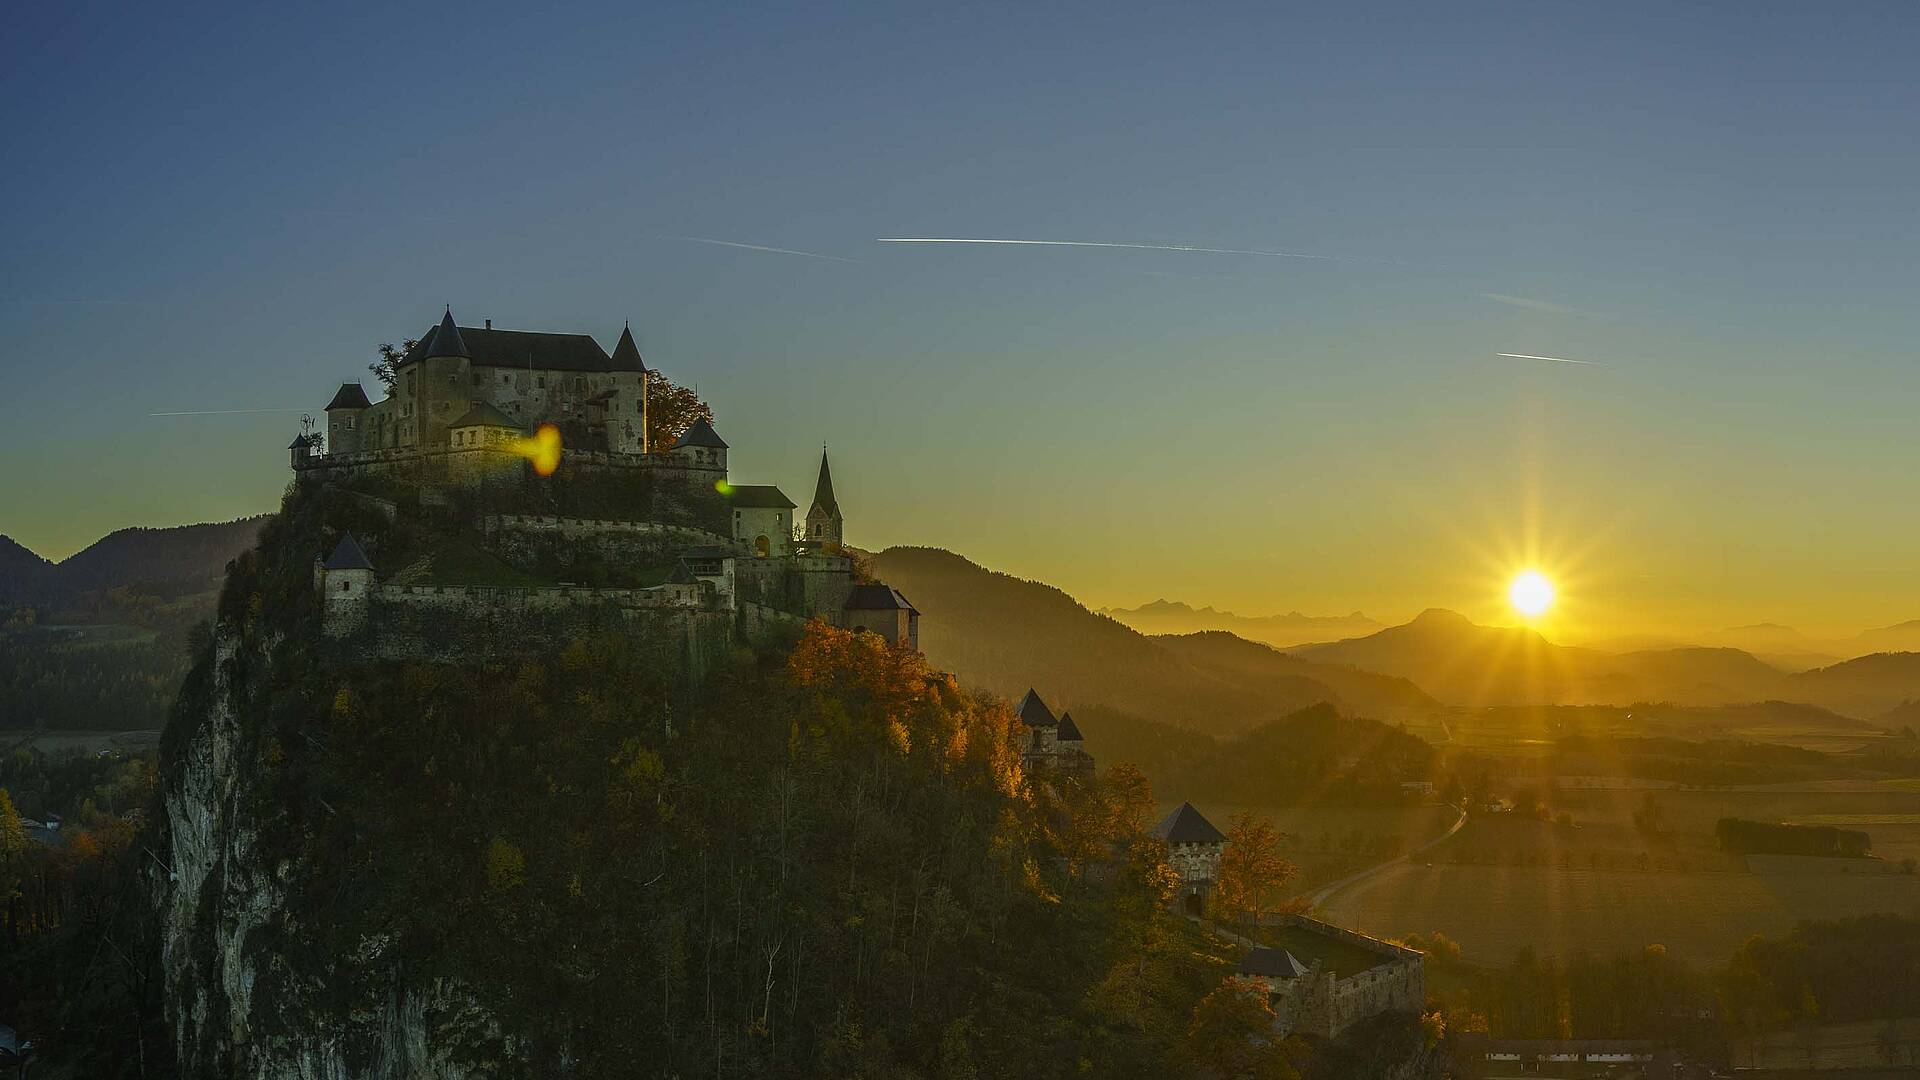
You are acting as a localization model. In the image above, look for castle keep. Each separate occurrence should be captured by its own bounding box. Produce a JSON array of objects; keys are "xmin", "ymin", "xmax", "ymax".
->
[{"xmin": 297, "ymin": 308, "xmax": 916, "ymax": 658}]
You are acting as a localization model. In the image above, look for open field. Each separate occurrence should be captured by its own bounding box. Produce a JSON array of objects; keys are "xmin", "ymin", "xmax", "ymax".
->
[
  {"xmin": 1318, "ymin": 784, "xmax": 1920, "ymax": 965},
  {"xmin": 1320, "ymin": 859, "xmax": 1920, "ymax": 964}
]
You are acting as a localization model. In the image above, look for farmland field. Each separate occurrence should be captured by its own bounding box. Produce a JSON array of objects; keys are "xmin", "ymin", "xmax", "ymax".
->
[
  {"xmin": 1317, "ymin": 783, "xmax": 1920, "ymax": 965},
  {"xmin": 1320, "ymin": 859, "xmax": 1920, "ymax": 964}
]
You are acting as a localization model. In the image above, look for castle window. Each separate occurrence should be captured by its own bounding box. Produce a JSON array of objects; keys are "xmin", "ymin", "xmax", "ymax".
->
[
  {"xmin": 537, "ymin": 376, "xmax": 546, "ymax": 389},
  {"xmin": 502, "ymin": 373, "xmax": 510, "ymax": 383}
]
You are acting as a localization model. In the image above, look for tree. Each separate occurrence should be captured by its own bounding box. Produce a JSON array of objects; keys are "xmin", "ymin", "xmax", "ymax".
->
[
  {"xmin": 645, "ymin": 374, "xmax": 713, "ymax": 453},
  {"xmin": 369, "ymin": 338, "xmax": 419, "ymax": 391},
  {"xmin": 1212, "ymin": 811, "xmax": 1296, "ymax": 925},
  {"xmin": 1185, "ymin": 977, "xmax": 1297, "ymax": 1080},
  {"xmin": 0, "ymin": 787, "xmax": 24, "ymax": 945}
]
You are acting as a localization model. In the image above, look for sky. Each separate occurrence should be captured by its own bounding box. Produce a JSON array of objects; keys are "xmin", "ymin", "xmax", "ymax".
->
[{"xmin": 3, "ymin": 1, "xmax": 1919, "ymax": 639}]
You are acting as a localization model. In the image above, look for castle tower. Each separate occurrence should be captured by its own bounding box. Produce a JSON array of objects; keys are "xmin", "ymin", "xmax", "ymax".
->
[
  {"xmin": 323, "ymin": 382, "xmax": 372, "ymax": 455},
  {"xmin": 607, "ymin": 323, "xmax": 649, "ymax": 454},
  {"xmin": 406, "ymin": 308, "xmax": 472, "ymax": 449},
  {"xmin": 672, "ymin": 418, "xmax": 728, "ymax": 474},
  {"xmin": 1155, "ymin": 802, "xmax": 1227, "ymax": 916},
  {"xmin": 319, "ymin": 532, "xmax": 376, "ymax": 637},
  {"xmin": 804, "ymin": 449, "xmax": 843, "ymax": 549}
]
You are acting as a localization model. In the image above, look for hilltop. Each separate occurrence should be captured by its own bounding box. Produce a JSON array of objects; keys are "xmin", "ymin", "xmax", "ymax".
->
[
  {"xmin": 0, "ymin": 517, "xmax": 267, "ymax": 605},
  {"xmin": 869, "ymin": 546, "xmax": 1435, "ymax": 737}
]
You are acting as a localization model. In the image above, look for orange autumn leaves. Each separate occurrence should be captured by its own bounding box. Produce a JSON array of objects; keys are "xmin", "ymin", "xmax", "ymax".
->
[{"xmin": 787, "ymin": 620, "xmax": 1025, "ymax": 795}]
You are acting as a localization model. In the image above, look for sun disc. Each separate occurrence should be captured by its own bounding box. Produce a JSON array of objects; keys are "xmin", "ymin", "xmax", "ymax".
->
[{"xmin": 1509, "ymin": 571, "xmax": 1554, "ymax": 617}]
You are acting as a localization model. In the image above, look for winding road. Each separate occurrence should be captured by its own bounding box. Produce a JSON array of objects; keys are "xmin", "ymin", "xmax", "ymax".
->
[{"xmin": 1306, "ymin": 806, "xmax": 1468, "ymax": 910}]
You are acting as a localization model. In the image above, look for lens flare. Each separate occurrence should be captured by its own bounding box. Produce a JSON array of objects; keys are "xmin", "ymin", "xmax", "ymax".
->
[
  {"xmin": 1509, "ymin": 571, "xmax": 1555, "ymax": 617},
  {"xmin": 510, "ymin": 424, "xmax": 563, "ymax": 477}
]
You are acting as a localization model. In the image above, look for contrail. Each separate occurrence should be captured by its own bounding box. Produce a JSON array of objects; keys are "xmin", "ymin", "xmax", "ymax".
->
[
  {"xmin": 149, "ymin": 407, "xmax": 312, "ymax": 416},
  {"xmin": 671, "ymin": 236, "xmax": 857, "ymax": 263},
  {"xmin": 1496, "ymin": 352, "xmax": 1596, "ymax": 366},
  {"xmin": 875, "ymin": 237, "xmax": 1355, "ymax": 262}
]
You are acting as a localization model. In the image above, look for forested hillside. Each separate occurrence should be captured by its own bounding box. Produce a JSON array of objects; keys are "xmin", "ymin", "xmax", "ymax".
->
[{"xmin": 869, "ymin": 546, "xmax": 1433, "ymax": 737}]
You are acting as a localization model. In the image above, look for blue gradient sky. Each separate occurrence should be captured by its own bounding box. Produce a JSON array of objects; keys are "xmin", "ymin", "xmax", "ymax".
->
[{"xmin": 4, "ymin": 2, "xmax": 1918, "ymax": 634}]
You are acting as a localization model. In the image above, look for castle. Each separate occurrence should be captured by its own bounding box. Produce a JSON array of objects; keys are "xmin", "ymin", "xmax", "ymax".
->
[{"xmin": 296, "ymin": 309, "xmax": 917, "ymax": 657}]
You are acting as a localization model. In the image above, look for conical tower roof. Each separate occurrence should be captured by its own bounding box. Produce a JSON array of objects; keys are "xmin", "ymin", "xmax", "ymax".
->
[
  {"xmin": 809, "ymin": 449, "xmax": 839, "ymax": 518},
  {"xmin": 1154, "ymin": 802, "xmax": 1226, "ymax": 844},
  {"xmin": 1015, "ymin": 689, "xmax": 1057, "ymax": 728},
  {"xmin": 673, "ymin": 417, "xmax": 728, "ymax": 449},
  {"xmin": 609, "ymin": 323, "xmax": 648, "ymax": 372},
  {"xmin": 323, "ymin": 532, "xmax": 374, "ymax": 571},
  {"xmin": 420, "ymin": 308, "xmax": 470, "ymax": 360}
]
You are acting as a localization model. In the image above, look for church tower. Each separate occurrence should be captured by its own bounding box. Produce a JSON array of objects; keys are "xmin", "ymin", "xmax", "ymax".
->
[{"xmin": 805, "ymin": 449, "xmax": 843, "ymax": 549}]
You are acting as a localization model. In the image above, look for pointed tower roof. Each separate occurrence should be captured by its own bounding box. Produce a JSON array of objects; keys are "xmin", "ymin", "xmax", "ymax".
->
[
  {"xmin": 1154, "ymin": 802, "xmax": 1226, "ymax": 845},
  {"xmin": 1238, "ymin": 947, "xmax": 1310, "ymax": 980},
  {"xmin": 323, "ymin": 532, "xmax": 374, "ymax": 571},
  {"xmin": 808, "ymin": 449, "xmax": 839, "ymax": 519},
  {"xmin": 673, "ymin": 418, "xmax": 728, "ymax": 449},
  {"xmin": 325, "ymin": 382, "xmax": 372, "ymax": 410},
  {"xmin": 1015, "ymin": 689, "xmax": 1057, "ymax": 728},
  {"xmin": 419, "ymin": 308, "xmax": 471, "ymax": 361},
  {"xmin": 1056, "ymin": 711, "xmax": 1083, "ymax": 742},
  {"xmin": 287, "ymin": 433, "xmax": 313, "ymax": 450},
  {"xmin": 608, "ymin": 324, "xmax": 648, "ymax": 372}
]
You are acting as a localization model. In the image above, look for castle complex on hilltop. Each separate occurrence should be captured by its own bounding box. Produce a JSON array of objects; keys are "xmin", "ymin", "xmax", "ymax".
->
[{"xmin": 296, "ymin": 308, "xmax": 917, "ymax": 658}]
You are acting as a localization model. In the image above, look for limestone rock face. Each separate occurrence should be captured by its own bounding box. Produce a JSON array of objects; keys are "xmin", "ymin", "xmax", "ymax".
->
[{"xmin": 157, "ymin": 628, "xmax": 502, "ymax": 1078}]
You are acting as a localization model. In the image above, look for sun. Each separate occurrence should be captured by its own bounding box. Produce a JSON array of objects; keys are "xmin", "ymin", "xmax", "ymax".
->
[{"xmin": 1508, "ymin": 571, "xmax": 1555, "ymax": 617}]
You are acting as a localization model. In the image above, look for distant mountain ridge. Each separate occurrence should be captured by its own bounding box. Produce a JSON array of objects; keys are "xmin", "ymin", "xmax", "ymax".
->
[
  {"xmin": 0, "ymin": 517, "xmax": 269, "ymax": 604},
  {"xmin": 1100, "ymin": 598, "xmax": 1380, "ymax": 649},
  {"xmin": 870, "ymin": 547, "xmax": 1433, "ymax": 737}
]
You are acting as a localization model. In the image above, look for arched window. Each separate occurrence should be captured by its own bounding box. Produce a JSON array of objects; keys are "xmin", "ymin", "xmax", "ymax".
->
[{"xmin": 754, "ymin": 535, "xmax": 770, "ymax": 558}]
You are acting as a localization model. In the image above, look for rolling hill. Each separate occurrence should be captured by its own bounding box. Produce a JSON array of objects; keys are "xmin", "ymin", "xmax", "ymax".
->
[
  {"xmin": 0, "ymin": 517, "xmax": 268, "ymax": 607},
  {"xmin": 1290, "ymin": 608, "xmax": 1793, "ymax": 707},
  {"xmin": 868, "ymin": 546, "xmax": 1435, "ymax": 737}
]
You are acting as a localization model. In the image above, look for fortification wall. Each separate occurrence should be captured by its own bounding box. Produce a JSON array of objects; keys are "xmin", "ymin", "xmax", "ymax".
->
[
  {"xmin": 1270, "ymin": 916, "xmax": 1424, "ymax": 1038},
  {"xmin": 733, "ymin": 556, "xmax": 854, "ymax": 621},
  {"xmin": 339, "ymin": 589, "xmax": 733, "ymax": 679},
  {"xmin": 482, "ymin": 515, "xmax": 734, "ymax": 583}
]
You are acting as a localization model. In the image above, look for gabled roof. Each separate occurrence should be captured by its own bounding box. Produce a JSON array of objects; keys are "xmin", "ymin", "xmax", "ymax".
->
[
  {"xmin": 722, "ymin": 484, "xmax": 795, "ymax": 509},
  {"xmin": 325, "ymin": 382, "xmax": 372, "ymax": 410},
  {"xmin": 844, "ymin": 583, "xmax": 918, "ymax": 613},
  {"xmin": 1238, "ymin": 947, "xmax": 1310, "ymax": 979},
  {"xmin": 1056, "ymin": 711, "xmax": 1083, "ymax": 741},
  {"xmin": 808, "ymin": 450, "xmax": 839, "ymax": 519},
  {"xmin": 449, "ymin": 401, "xmax": 520, "ymax": 430},
  {"xmin": 323, "ymin": 532, "xmax": 374, "ymax": 571},
  {"xmin": 608, "ymin": 324, "xmax": 647, "ymax": 372},
  {"xmin": 667, "ymin": 561, "xmax": 698, "ymax": 585},
  {"xmin": 418, "ymin": 309, "xmax": 471, "ymax": 361},
  {"xmin": 1015, "ymin": 689, "xmax": 1057, "ymax": 728},
  {"xmin": 1155, "ymin": 802, "xmax": 1226, "ymax": 844},
  {"xmin": 400, "ymin": 320, "xmax": 611, "ymax": 372},
  {"xmin": 674, "ymin": 418, "xmax": 728, "ymax": 449}
]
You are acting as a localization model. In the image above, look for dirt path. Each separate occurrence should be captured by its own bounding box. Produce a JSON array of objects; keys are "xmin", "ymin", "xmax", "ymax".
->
[{"xmin": 1307, "ymin": 806, "xmax": 1466, "ymax": 909}]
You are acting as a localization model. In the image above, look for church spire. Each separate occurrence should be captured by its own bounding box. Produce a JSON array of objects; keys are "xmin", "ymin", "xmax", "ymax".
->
[
  {"xmin": 810, "ymin": 448, "xmax": 838, "ymax": 518},
  {"xmin": 805, "ymin": 447, "xmax": 843, "ymax": 547}
]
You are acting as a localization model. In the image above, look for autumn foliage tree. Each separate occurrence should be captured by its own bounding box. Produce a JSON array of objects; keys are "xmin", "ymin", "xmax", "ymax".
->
[{"xmin": 1212, "ymin": 811, "xmax": 1297, "ymax": 925}]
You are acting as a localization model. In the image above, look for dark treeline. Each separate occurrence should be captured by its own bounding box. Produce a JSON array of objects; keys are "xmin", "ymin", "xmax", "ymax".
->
[
  {"xmin": 1715, "ymin": 817, "xmax": 1871, "ymax": 858},
  {"xmin": 1077, "ymin": 701, "xmax": 1434, "ymax": 807}
]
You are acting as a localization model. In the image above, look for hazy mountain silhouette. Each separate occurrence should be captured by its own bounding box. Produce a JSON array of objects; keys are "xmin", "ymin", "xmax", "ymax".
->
[
  {"xmin": 1852, "ymin": 620, "xmax": 1920, "ymax": 656},
  {"xmin": 1783, "ymin": 652, "xmax": 1920, "ymax": 719},
  {"xmin": 1099, "ymin": 599, "xmax": 1380, "ymax": 649},
  {"xmin": 868, "ymin": 547, "xmax": 1435, "ymax": 737},
  {"xmin": 1291, "ymin": 608, "xmax": 1791, "ymax": 707},
  {"xmin": 0, "ymin": 517, "xmax": 268, "ymax": 606}
]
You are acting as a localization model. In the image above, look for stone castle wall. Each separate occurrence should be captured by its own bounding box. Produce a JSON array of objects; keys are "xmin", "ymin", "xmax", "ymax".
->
[{"xmin": 1271, "ymin": 916, "xmax": 1425, "ymax": 1038}]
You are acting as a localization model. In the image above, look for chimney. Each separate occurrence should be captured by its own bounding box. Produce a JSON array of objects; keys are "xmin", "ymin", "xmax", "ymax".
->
[{"xmin": 484, "ymin": 318, "xmax": 492, "ymax": 330}]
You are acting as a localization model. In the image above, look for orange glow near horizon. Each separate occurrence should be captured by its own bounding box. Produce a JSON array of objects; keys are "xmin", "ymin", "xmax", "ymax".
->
[{"xmin": 510, "ymin": 424, "xmax": 563, "ymax": 477}]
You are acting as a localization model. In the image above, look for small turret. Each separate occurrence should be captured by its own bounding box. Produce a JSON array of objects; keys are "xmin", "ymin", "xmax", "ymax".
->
[
  {"xmin": 804, "ymin": 449, "xmax": 844, "ymax": 549},
  {"xmin": 288, "ymin": 432, "xmax": 316, "ymax": 468},
  {"xmin": 671, "ymin": 418, "xmax": 728, "ymax": 473},
  {"xmin": 323, "ymin": 382, "xmax": 372, "ymax": 455},
  {"xmin": 319, "ymin": 532, "xmax": 376, "ymax": 637}
]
